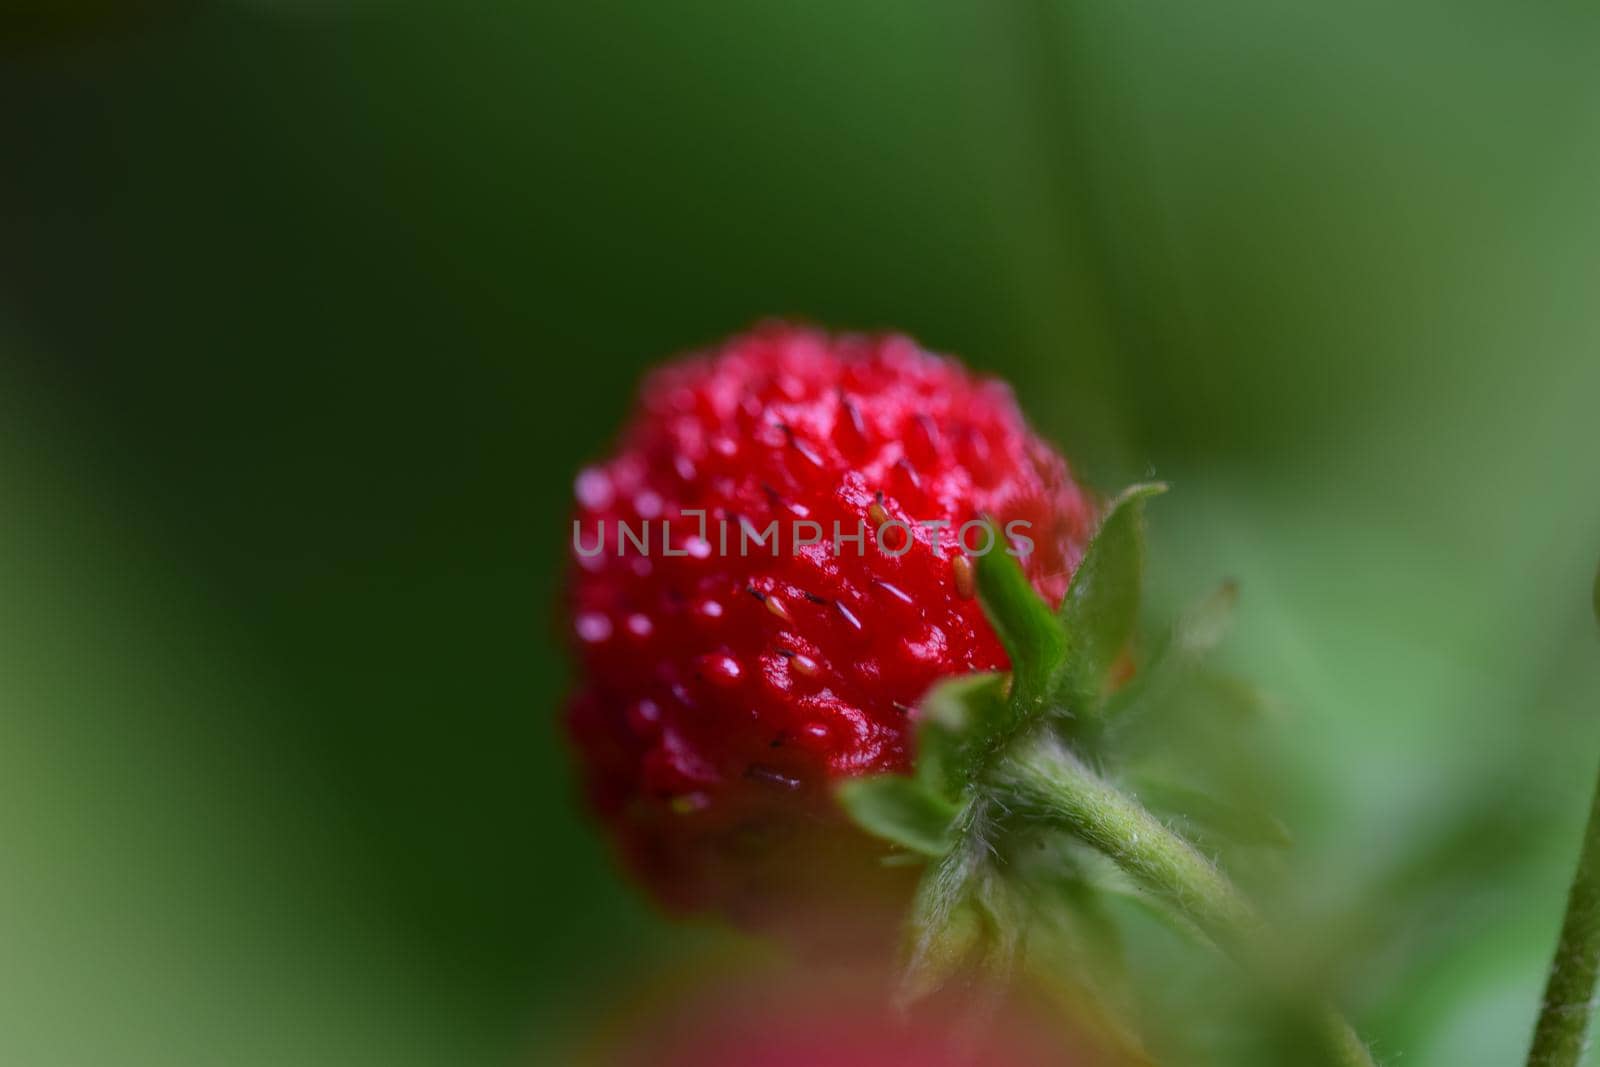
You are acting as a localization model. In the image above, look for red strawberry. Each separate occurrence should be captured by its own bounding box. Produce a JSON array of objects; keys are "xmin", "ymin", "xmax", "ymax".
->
[
  {"xmin": 585, "ymin": 962, "xmax": 1123, "ymax": 1067},
  {"xmin": 565, "ymin": 322, "xmax": 1095, "ymax": 941}
]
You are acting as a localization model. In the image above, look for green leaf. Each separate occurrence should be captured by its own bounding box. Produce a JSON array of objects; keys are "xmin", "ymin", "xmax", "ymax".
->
[
  {"xmin": 975, "ymin": 526, "xmax": 1068, "ymax": 708},
  {"xmin": 1058, "ymin": 482, "xmax": 1168, "ymax": 709},
  {"xmin": 1103, "ymin": 579, "xmax": 1237, "ymax": 723},
  {"xmin": 1171, "ymin": 577, "xmax": 1237, "ymax": 659},
  {"xmin": 1115, "ymin": 669, "xmax": 1272, "ymax": 761},
  {"xmin": 836, "ymin": 775, "xmax": 958, "ymax": 857},
  {"xmin": 1133, "ymin": 777, "xmax": 1293, "ymax": 850},
  {"xmin": 1592, "ymin": 558, "xmax": 1599, "ymax": 628}
]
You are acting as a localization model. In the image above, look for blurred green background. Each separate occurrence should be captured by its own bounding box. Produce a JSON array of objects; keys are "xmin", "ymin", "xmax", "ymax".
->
[{"xmin": 3, "ymin": 3, "xmax": 1599, "ymax": 1064}]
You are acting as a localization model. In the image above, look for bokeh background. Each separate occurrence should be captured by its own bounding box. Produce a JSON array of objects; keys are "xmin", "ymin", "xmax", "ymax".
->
[{"xmin": 4, "ymin": 3, "xmax": 1599, "ymax": 1064}]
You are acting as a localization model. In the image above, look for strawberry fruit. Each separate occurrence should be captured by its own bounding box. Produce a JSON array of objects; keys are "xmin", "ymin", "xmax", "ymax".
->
[{"xmin": 564, "ymin": 322, "xmax": 1095, "ymax": 938}]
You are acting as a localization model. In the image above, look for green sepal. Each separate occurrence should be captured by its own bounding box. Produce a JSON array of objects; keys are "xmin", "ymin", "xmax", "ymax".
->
[
  {"xmin": 836, "ymin": 774, "xmax": 959, "ymax": 857},
  {"xmin": 1056, "ymin": 482, "xmax": 1167, "ymax": 712},
  {"xmin": 914, "ymin": 670, "xmax": 1009, "ymax": 800},
  {"xmin": 838, "ymin": 672, "xmax": 1009, "ymax": 852},
  {"xmin": 898, "ymin": 892, "xmax": 985, "ymax": 1007},
  {"xmin": 896, "ymin": 799, "xmax": 997, "ymax": 1007},
  {"xmin": 975, "ymin": 525, "xmax": 1068, "ymax": 710},
  {"xmin": 1103, "ymin": 578, "xmax": 1237, "ymax": 723}
]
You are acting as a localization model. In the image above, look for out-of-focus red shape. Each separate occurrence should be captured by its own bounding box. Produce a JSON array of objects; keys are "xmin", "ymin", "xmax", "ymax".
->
[{"xmin": 578, "ymin": 960, "xmax": 1135, "ymax": 1067}]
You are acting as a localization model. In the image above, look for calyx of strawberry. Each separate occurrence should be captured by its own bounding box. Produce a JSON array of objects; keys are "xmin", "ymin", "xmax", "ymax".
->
[{"xmin": 838, "ymin": 484, "xmax": 1378, "ymax": 1067}]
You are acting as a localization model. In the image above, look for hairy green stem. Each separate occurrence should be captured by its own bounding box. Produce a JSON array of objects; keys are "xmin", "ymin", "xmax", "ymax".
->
[
  {"xmin": 1526, "ymin": 564, "xmax": 1600, "ymax": 1065},
  {"xmin": 1528, "ymin": 764, "xmax": 1600, "ymax": 1066},
  {"xmin": 999, "ymin": 737, "xmax": 1377, "ymax": 1067}
]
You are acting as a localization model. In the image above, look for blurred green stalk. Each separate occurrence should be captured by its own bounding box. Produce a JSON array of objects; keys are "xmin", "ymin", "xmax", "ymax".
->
[
  {"xmin": 1003, "ymin": 739, "xmax": 1377, "ymax": 1067},
  {"xmin": 1526, "ymin": 564, "xmax": 1600, "ymax": 1067},
  {"xmin": 1528, "ymin": 767, "xmax": 1600, "ymax": 1067}
]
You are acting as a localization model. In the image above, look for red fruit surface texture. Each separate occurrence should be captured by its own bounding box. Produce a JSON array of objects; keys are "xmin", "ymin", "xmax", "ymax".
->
[{"xmin": 565, "ymin": 322, "xmax": 1095, "ymax": 936}]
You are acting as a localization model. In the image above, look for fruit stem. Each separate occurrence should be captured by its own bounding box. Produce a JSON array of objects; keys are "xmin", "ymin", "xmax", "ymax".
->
[
  {"xmin": 1529, "ymin": 762, "xmax": 1600, "ymax": 1066},
  {"xmin": 999, "ymin": 736, "xmax": 1377, "ymax": 1067},
  {"xmin": 1526, "ymin": 566, "xmax": 1600, "ymax": 1067}
]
